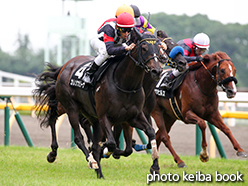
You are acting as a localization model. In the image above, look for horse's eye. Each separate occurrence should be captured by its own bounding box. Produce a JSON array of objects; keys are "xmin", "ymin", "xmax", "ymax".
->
[
  {"xmin": 220, "ymin": 69, "xmax": 225, "ymax": 74},
  {"xmin": 142, "ymin": 44, "xmax": 148, "ymax": 52}
]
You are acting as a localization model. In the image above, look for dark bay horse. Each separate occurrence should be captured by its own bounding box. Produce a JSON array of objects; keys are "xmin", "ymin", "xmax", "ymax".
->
[
  {"xmin": 34, "ymin": 28, "xmax": 162, "ymax": 178},
  {"xmin": 112, "ymin": 30, "xmax": 187, "ymax": 158},
  {"xmin": 151, "ymin": 51, "xmax": 247, "ymax": 167}
]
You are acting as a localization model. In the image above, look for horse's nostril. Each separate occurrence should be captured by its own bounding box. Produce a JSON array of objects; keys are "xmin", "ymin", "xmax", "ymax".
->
[{"xmin": 151, "ymin": 69, "xmax": 161, "ymax": 75}]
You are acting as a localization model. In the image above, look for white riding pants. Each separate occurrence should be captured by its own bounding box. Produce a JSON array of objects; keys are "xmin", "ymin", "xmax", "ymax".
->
[
  {"xmin": 90, "ymin": 37, "xmax": 109, "ymax": 66},
  {"xmin": 171, "ymin": 66, "xmax": 189, "ymax": 77}
]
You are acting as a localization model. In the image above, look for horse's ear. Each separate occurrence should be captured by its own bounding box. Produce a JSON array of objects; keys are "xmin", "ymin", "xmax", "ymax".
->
[
  {"xmin": 157, "ymin": 30, "xmax": 162, "ymax": 37},
  {"xmin": 203, "ymin": 54, "xmax": 210, "ymax": 64},
  {"xmin": 156, "ymin": 30, "xmax": 168, "ymax": 38}
]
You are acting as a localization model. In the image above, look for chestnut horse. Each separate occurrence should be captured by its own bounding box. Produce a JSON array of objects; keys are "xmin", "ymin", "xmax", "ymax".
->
[
  {"xmin": 33, "ymin": 28, "xmax": 162, "ymax": 178},
  {"xmin": 151, "ymin": 51, "xmax": 247, "ymax": 167}
]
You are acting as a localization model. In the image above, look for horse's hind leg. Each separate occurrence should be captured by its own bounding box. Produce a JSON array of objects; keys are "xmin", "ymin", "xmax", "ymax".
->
[
  {"xmin": 47, "ymin": 117, "xmax": 59, "ymax": 163},
  {"xmin": 79, "ymin": 115, "xmax": 93, "ymax": 150},
  {"xmin": 67, "ymin": 109, "xmax": 98, "ymax": 169},
  {"xmin": 92, "ymin": 120, "xmax": 105, "ymax": 179},
  {"xmin": 208, "ymin": 113, "xmax": 247, "ymax": 158}
]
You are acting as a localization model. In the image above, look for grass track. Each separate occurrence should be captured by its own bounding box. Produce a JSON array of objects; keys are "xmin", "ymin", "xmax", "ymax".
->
[{"xmin": 0, "ymin": 146, "xmax": 247, "ymax": 185}]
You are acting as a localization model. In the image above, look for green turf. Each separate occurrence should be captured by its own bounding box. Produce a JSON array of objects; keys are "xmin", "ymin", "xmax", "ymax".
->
[{"xmin": 0, "ymin": 146, "xmax": 247, "ymax": 185}]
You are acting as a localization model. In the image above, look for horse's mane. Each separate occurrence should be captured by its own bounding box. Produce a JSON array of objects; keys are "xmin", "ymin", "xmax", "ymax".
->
[
  {"xmin": 189, "ymin": 51, "xmax": 230, "ymax": 71},
  {"xmin": 212, "ymin": 51, "xmax": 230, "ymax": 61},
  {"xmin": 203, "ymin": 51, "xmax": 230, "ymax": 65}
]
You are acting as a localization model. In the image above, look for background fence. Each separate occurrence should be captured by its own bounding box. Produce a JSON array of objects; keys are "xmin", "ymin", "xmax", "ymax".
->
[{"xmin": 1, "ymin": 70, "xmax": 248, "ymax": 158}]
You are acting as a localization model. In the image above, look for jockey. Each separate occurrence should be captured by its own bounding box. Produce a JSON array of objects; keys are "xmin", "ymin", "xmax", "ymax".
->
[
  {"xmin": 114, "ymin": 4, "xmax": 166, "ymax": 51},
  {"xmin": 116, "ymin": 4, "xmax": 156, "ymax": 34},
  {"xmin": 160, "ymin": 32, "xmax": 210, "ymax": 90},
  {"xmin": 82, "ymin": 12, "xmax": 136, "ymax": 84}
]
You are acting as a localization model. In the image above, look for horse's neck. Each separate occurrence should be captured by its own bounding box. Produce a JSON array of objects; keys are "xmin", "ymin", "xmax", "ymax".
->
[
  {"xmin": 114, "ymin": 58, "xmax": 145, "ymax": 90},
  {"xmin": 143, "ymin": 73, "xmax": 156, "ymax": 96},
  {"xmin": 195, "ymin": 65, "xmax": 218, "ymax": 94}
]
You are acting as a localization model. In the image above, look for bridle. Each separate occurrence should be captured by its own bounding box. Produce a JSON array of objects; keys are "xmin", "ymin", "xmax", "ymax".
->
[
  {"xmin": 127, "ymin": 37, "xmax": 160, "ymax": 73},
  {"xmin": 113, "ymin": 36, "xmax": 160, "ymax": 94},
  {"xmin": 194, "ymin": 58, "xmax": 238, "ymax": 96}
]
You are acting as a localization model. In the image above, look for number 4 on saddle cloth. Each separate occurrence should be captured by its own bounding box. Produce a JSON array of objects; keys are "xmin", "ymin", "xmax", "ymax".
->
[
  {"xmin": 154, "ymin": 70, "xmax": 188, "ymax": 120},
  {"xmin": 69, "ymin": 56, "xmax": 125, "ymax": 91}
]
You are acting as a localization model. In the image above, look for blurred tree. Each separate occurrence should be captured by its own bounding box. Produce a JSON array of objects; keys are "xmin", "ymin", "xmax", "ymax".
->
[
  {"xmin": 145, "ymin": 13, "xmax": 248, "ymax": 88},
  {"xmin": 0, "ymin": 14, "xmax": 248, "ymax": 87}
]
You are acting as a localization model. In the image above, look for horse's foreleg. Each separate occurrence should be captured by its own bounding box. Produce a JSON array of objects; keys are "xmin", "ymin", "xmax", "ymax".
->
[
  {"xmin": 112, "ymin": 123, "xmax": 133, "ymax": 158},
  {"xmin": 152, "ymin": 107, "xmax": 186, "ymax": 168},
  {"xmin": 208, "ymin": 113, "xmax": 247, "ymax": 158},
  {"xmin": 122, "ymin": 123, "xmax": 133, "ymax": 156},
  {"xmin": 99, "ymin": 115, "xmax": 116, "ymax": 152},
  {"xmin": 129, "ymin": 112, "xmax": 160, "ymax": 174},
  {"xmin": 184, "ymin": 110, "xmax": 208, "ymax": 162}
]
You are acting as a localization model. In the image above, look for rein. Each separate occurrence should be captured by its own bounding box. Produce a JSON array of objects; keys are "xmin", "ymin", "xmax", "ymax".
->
[
  {"xmin": 112, "ymin": 56, "xmax": 143, "ymax": 94},
  {"xmin": 112, "ymin": 37, "xmax": 159, "ymax": 94},
  {"xmin": 127, "ymin": 38, "xmax": 159, "ymax": 73},
  {"xmin": 194, "ymin": 59, "xmax": 237, "ymax": 96}
]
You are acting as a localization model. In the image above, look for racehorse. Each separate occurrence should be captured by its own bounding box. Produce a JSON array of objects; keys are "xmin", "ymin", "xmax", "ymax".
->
[
  {"xmin": 111, "ymin": 30, "xmax": 187, "ymax": 159},
  {"xmin": 151, "ymin": 51, "xmax": 247, "ymax": 167},
  {"xmin": 33, "ymin": 28, "xmax": 163, "ymax": 178}
]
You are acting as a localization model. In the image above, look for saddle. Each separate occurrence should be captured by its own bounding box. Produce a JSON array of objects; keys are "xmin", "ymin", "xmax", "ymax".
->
[{"xmin": 154, "ymin": 69, "xmax": 188, "ymax": 120}]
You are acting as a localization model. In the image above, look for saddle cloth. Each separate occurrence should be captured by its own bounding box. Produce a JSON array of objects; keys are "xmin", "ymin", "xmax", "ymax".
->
[
  {"xmin": 69, "ymin": 56, "xmax": 125, "ymax": 91},
  {"xmin": 154, "ymin": 69, "xmax": 188, "ymax": 120}
]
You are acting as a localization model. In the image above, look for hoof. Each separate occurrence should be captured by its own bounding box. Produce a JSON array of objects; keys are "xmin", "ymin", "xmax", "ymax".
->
[
  {"xmin": 200, "ymin": 154, "xmax": 209, "ymax": 162},
  {"xmin": 132, "ymin": 139, "xmax": 136, "ymax": 148},
  {"xmin": 150, "ymin": 166, "xmax": 160, "ymax": 175},
  {"xmin": 88, "ymin": 161, "xmax": 99, "ymax": 169},
  {"xmin": 47, "ymin": 153, "xmax": 56, "ymax": 163},
  {"xmin": 112, "ymin": 153, "xmax": 120, "ymax": 159},
  {"xmin": 177, "ymin": 162, "xmax": 187, "ymax": 168},
  {"xmin": 237, "ymin": 151, "xmax": 247, "ymax": 158}
]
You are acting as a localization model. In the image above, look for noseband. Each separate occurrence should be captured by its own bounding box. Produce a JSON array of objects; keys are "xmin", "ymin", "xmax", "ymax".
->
[
  {"xmin": 216, "ymin": 59, "xmax": 238, "ymax": 90},
  {"xmin": 127, "ymin": 37, "xmax": 160, "ymax": 72},
  {"xmin": 195, "ymin": 59, "xmax": 238, "ymax": 96}
]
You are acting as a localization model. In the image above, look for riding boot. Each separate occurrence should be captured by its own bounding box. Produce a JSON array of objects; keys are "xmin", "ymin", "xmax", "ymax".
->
[
  {"xmin": 160, "ymin": 74, "xmax": 175, "ymax": 90},
  {"xmin": 82, "ymin": 62, "xmax": 99, "ymax": 84}
]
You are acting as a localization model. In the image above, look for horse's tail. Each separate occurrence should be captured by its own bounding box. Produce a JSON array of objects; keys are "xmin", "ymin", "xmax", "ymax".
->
[{"xmin": 33, "ymin": 63, "xmax": 62, "ymax": 128}]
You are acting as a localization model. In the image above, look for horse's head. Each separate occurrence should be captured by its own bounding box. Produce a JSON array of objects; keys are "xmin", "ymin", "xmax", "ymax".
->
[
  {"xmin": 128, "ymin": 27, "xmax": 162, "ymax": 81},
  {"xmin": 157, "ymin": 30, "xmax": 187, "ymax": 72},
  {"xmin": 206, "ymin": 52, "xmax": 238, "ymax": 98}
]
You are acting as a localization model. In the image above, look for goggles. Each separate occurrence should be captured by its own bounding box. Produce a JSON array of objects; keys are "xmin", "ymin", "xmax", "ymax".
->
[
  {"xmin": 118, "ymin": 27, "xmax": 133, "ymax": 33},
  {"xmin": 196, "ymin": 47, "xmax": 207, "ymax": 53}
]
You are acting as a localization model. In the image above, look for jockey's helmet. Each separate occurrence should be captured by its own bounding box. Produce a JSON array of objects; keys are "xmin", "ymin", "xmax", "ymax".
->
[
  {"xmin": 116, "ymin": 4, "xmax": 134, "ymax": 18},
  {"xmin": 193, "ymin": 33, "xmax": 210, "ymax": 49},
  {"xmin": 130, "ymin": 5, "xmax": 141, "ymax": 18},
  {"xmin": 116, "ymin": 12, "xmax": 135, "ymax": 28}
]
